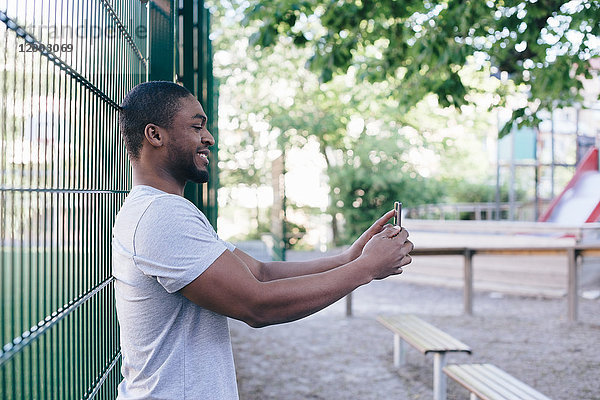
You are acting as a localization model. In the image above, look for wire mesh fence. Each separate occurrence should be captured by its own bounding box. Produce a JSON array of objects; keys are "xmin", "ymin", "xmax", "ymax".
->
[{"xmin": 0, "ymin": 0, "xmax": 216, "ymax": 398}]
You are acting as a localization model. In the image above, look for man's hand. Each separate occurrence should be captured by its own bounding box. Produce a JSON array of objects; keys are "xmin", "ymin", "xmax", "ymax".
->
[
  {"xmin": 359, "ymin": 224, "xmax": 413, "ymax": 280},
  {"xmin": 342, "ymin": 209, "xmax": 396, "ymax": 263}
]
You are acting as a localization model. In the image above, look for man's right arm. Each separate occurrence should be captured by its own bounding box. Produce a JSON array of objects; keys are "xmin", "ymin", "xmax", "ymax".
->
[
  {"xmin": 230, "ymin": 210, "xmax": 398, "ymax": 282},
  {"xmin": 180, "ymin": 225, "xmax": 412, "ymax": 328}
]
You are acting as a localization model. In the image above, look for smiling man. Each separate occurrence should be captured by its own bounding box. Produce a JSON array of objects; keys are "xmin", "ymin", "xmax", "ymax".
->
[{"xmin": 112, "ymin": 81, "xmax": 413, "ymax": 399}]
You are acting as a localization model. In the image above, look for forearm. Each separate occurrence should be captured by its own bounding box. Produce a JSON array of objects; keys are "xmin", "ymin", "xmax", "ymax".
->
[
  {"xmin": 249, "ymin": 257, "xmax": 371, "ymax": 327},
  {"xmin": 261, "ymin": 251, "xmax": 352, "ymax": 281},
  {"xmin": 183, "ymin": 225, "xmax": 411, "ymax": 329}
]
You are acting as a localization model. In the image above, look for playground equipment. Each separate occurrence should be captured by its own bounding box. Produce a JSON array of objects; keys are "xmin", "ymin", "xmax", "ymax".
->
[{"xmin": 539, "ymin": 147, "xmax": 600, "ymax": 224}]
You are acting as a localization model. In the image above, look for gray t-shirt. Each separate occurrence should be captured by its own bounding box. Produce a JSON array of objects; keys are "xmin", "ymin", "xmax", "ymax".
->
[{"xmin": 112, "ymin": 185, "xmax": 239, "ymax": 399}]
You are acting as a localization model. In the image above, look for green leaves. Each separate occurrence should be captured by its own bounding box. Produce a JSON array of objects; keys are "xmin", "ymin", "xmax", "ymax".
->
[
  {"xmin": 327, "ymin": 134, "xmax": 446, "ymax": 243},
  {"xmin": 243, "ymin": 0, "xmax": 600, "ymax": 131},
  {"xmin": 212, "ymin": 0, "xmax": 586, "ymax": 245},
  {"xmin": 498, "ymin": 107, "xmax": 543, "ymax": 139}
]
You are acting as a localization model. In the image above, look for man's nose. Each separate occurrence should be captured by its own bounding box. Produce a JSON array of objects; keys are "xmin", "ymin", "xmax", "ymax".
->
[{"xmin": 202, "ymin": 130, "xmax": 215, "ymax": 146}]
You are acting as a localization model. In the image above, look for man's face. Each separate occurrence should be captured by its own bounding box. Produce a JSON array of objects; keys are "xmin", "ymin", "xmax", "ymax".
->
[{"xmin": 164, "ymin": 95, "xmax": 215, "ymax": 184}]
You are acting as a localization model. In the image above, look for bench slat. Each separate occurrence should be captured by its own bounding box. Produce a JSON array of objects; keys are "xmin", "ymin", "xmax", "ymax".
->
[
  {"xmin": 402, "ymin": 320, "xmax": 466, "ymax": 352},
  {"xmin": 444, "ymin": 364, "xmax": 552, "ymax": 400},
  {"xmin": 379, "ymin": 315, "xmax": 470, "ymax": 352},
  {"xmin": 461, "ymin": 364, "xmax": 529, "ymax": 400},
  {"xmin": 388, "ymin": 315, "xmax": 444, "ymax": 351},
  {"xmin": 379, "ymin": 316, "xmax": 446, "ymax": 353},
  {"xmin": 378, "ymin": 315, "xmax": 471, "ymax": 354},
  {"xmin": 391, "ymin": 319, "xmax": 465, "ymax": 353},
  {"xmin": 444, "ymin": 364, "xmax": 511, "ymax": 400},
  {"xmin": 473, "ymin": 364, "xmax": 552, "ymax": 400}
]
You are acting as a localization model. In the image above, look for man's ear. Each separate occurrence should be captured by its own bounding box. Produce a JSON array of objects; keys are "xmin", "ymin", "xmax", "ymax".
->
[{"xmin": 144, "ymin": 124, "xmax": 163, "ymax": 148}]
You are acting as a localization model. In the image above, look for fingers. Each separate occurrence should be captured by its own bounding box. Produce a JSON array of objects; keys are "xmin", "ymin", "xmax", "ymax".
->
[
  {"xmin": 402, "ymin": 240, "xmax": 414, "ymax": 254},
  {"xmin": 400, "ymin": 254, "xmax": 412, "ymax": 266},
  {"xmin": 380, "ymin": 225, "xmax": 401, "ymax": 238},
  {"xmin": 393, "ymin": 248, "xmax": 413, "ymax": 269},
  {"xmin": 355, "ymin": 210, "xmax": 396, "ymax": 245},
  {"xmin": 379, "ymin": 225, "xmax": 410, "ymax": 241},
  {"xmin": 368, "ymin": 210, "xmax": 396, "ymax": 233},
  {"xmin": 378, "ymin": 209, "xmax": 396, "ymax": 226},
  {"xmin": 362, "ymin": 210, "xmax": 403, "ymax": 241},
  {"xmin": 389, "ymin": 243, "xmax": 413, "ymax": 275},
  {"xmin": 389, "ymin": 254, "xmax": 412, "ymax": 277}
]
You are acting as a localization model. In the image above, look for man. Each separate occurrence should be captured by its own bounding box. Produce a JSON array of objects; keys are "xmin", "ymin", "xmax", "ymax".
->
[{"xmin": 113, "ymin": 81, "xmax": 413, "ymax": 399}]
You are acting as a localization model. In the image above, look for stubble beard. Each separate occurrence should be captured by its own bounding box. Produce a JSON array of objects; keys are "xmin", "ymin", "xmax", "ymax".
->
[
  {"xmin": 167, "ymin": 145, "xmax": 209, "ymax": 184},
  {"xmin": 190, "ymin": 169, "xmax": 209, "ymax": 184}
]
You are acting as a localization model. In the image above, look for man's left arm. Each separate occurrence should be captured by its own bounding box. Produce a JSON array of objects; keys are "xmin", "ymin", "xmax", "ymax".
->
[{"xmin": 235, "ymin": 210, "xmax": 396, "ymax": 282}]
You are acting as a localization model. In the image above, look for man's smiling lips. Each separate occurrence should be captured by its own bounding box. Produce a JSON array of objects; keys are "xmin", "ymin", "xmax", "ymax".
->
[{"xmin": 197, "ymin": 149, "xmax": 210, "ymax": 164}]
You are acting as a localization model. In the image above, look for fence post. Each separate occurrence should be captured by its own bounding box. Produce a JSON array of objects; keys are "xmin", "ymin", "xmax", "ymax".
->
[
  {"xmin": 464, "ymin": 249, "xmax": 474, "ymax": 315},
  {"xmin": 567, "ymin": 248, "xmax": 579, "ymax": 322}
]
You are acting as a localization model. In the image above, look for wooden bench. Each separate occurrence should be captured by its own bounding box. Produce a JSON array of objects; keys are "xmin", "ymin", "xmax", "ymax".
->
[
  {"xmin": 444, "ymin": 363, "xmax": 552, "ymax": 400},
  {"xmin": 377, "ymin": 314, "xmax": 472, "ymax": 400}
]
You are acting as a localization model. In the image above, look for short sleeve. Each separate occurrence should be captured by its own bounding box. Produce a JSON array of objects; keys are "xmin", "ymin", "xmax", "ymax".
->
[{"xmin": 132, "ymin": 196, "xmax": 229, "ymax": 293}]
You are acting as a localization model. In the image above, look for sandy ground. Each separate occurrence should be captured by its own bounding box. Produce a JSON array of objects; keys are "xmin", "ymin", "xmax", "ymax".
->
[
  {"xmin": 230, "ymin": 276, "xmax": 600, "ymax": 400},
  {"xmin": 231, "ymin": 230, "xmax": 600, "ymax": 400}
]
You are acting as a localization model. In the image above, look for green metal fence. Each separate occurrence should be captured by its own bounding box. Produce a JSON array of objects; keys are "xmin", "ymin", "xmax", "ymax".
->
[
  {"xmin": 179, "ymin": 0, "xmax": 219, "ymax": 223},
  {"xmin": 0, "ymin": 0, "xmax": 217, "ymax": 398}
]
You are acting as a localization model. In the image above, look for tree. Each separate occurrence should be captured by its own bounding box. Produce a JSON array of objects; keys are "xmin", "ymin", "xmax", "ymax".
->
[
  {"xmin": 209, "ymin": 1, "xmax": 505, "ymax": 245},
  {"xmin": 243, "ymin": 0, "xmax": 600, "ymax": 137},
  {"xmin": 327, "ymin": 134, "xmax": 446, "ymax": 243}
]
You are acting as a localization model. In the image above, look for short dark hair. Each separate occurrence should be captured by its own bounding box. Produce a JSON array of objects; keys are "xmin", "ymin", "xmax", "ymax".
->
[{"xmin": 119, "ymin": 81, "xmax": 193, "ymax": 160}]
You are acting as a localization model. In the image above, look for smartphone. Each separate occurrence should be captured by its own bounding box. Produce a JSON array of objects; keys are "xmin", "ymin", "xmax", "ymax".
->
[{"xmin": 394, "ymin": 201, "xmax": 402, "ymax": 226}]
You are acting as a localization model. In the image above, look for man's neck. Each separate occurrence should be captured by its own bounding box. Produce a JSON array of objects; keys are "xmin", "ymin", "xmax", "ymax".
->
[{"xmin": 131, "ymin": 166, "xmax": 185, "ymax": 196}]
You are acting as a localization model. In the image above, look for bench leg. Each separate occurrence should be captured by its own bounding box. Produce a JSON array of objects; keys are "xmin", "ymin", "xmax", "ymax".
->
[
  {"xmin": 433, "ymin": 353, "xmax": 447, "ymax": 400},
  {"xmin": 393, "ymin": 334, "xmax": 406, "ymax": 367}
]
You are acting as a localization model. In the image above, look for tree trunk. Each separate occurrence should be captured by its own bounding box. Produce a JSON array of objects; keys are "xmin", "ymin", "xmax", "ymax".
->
[{"xmin": 318, "ymin": 144, "xmax": 340, "ymax": 246}]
